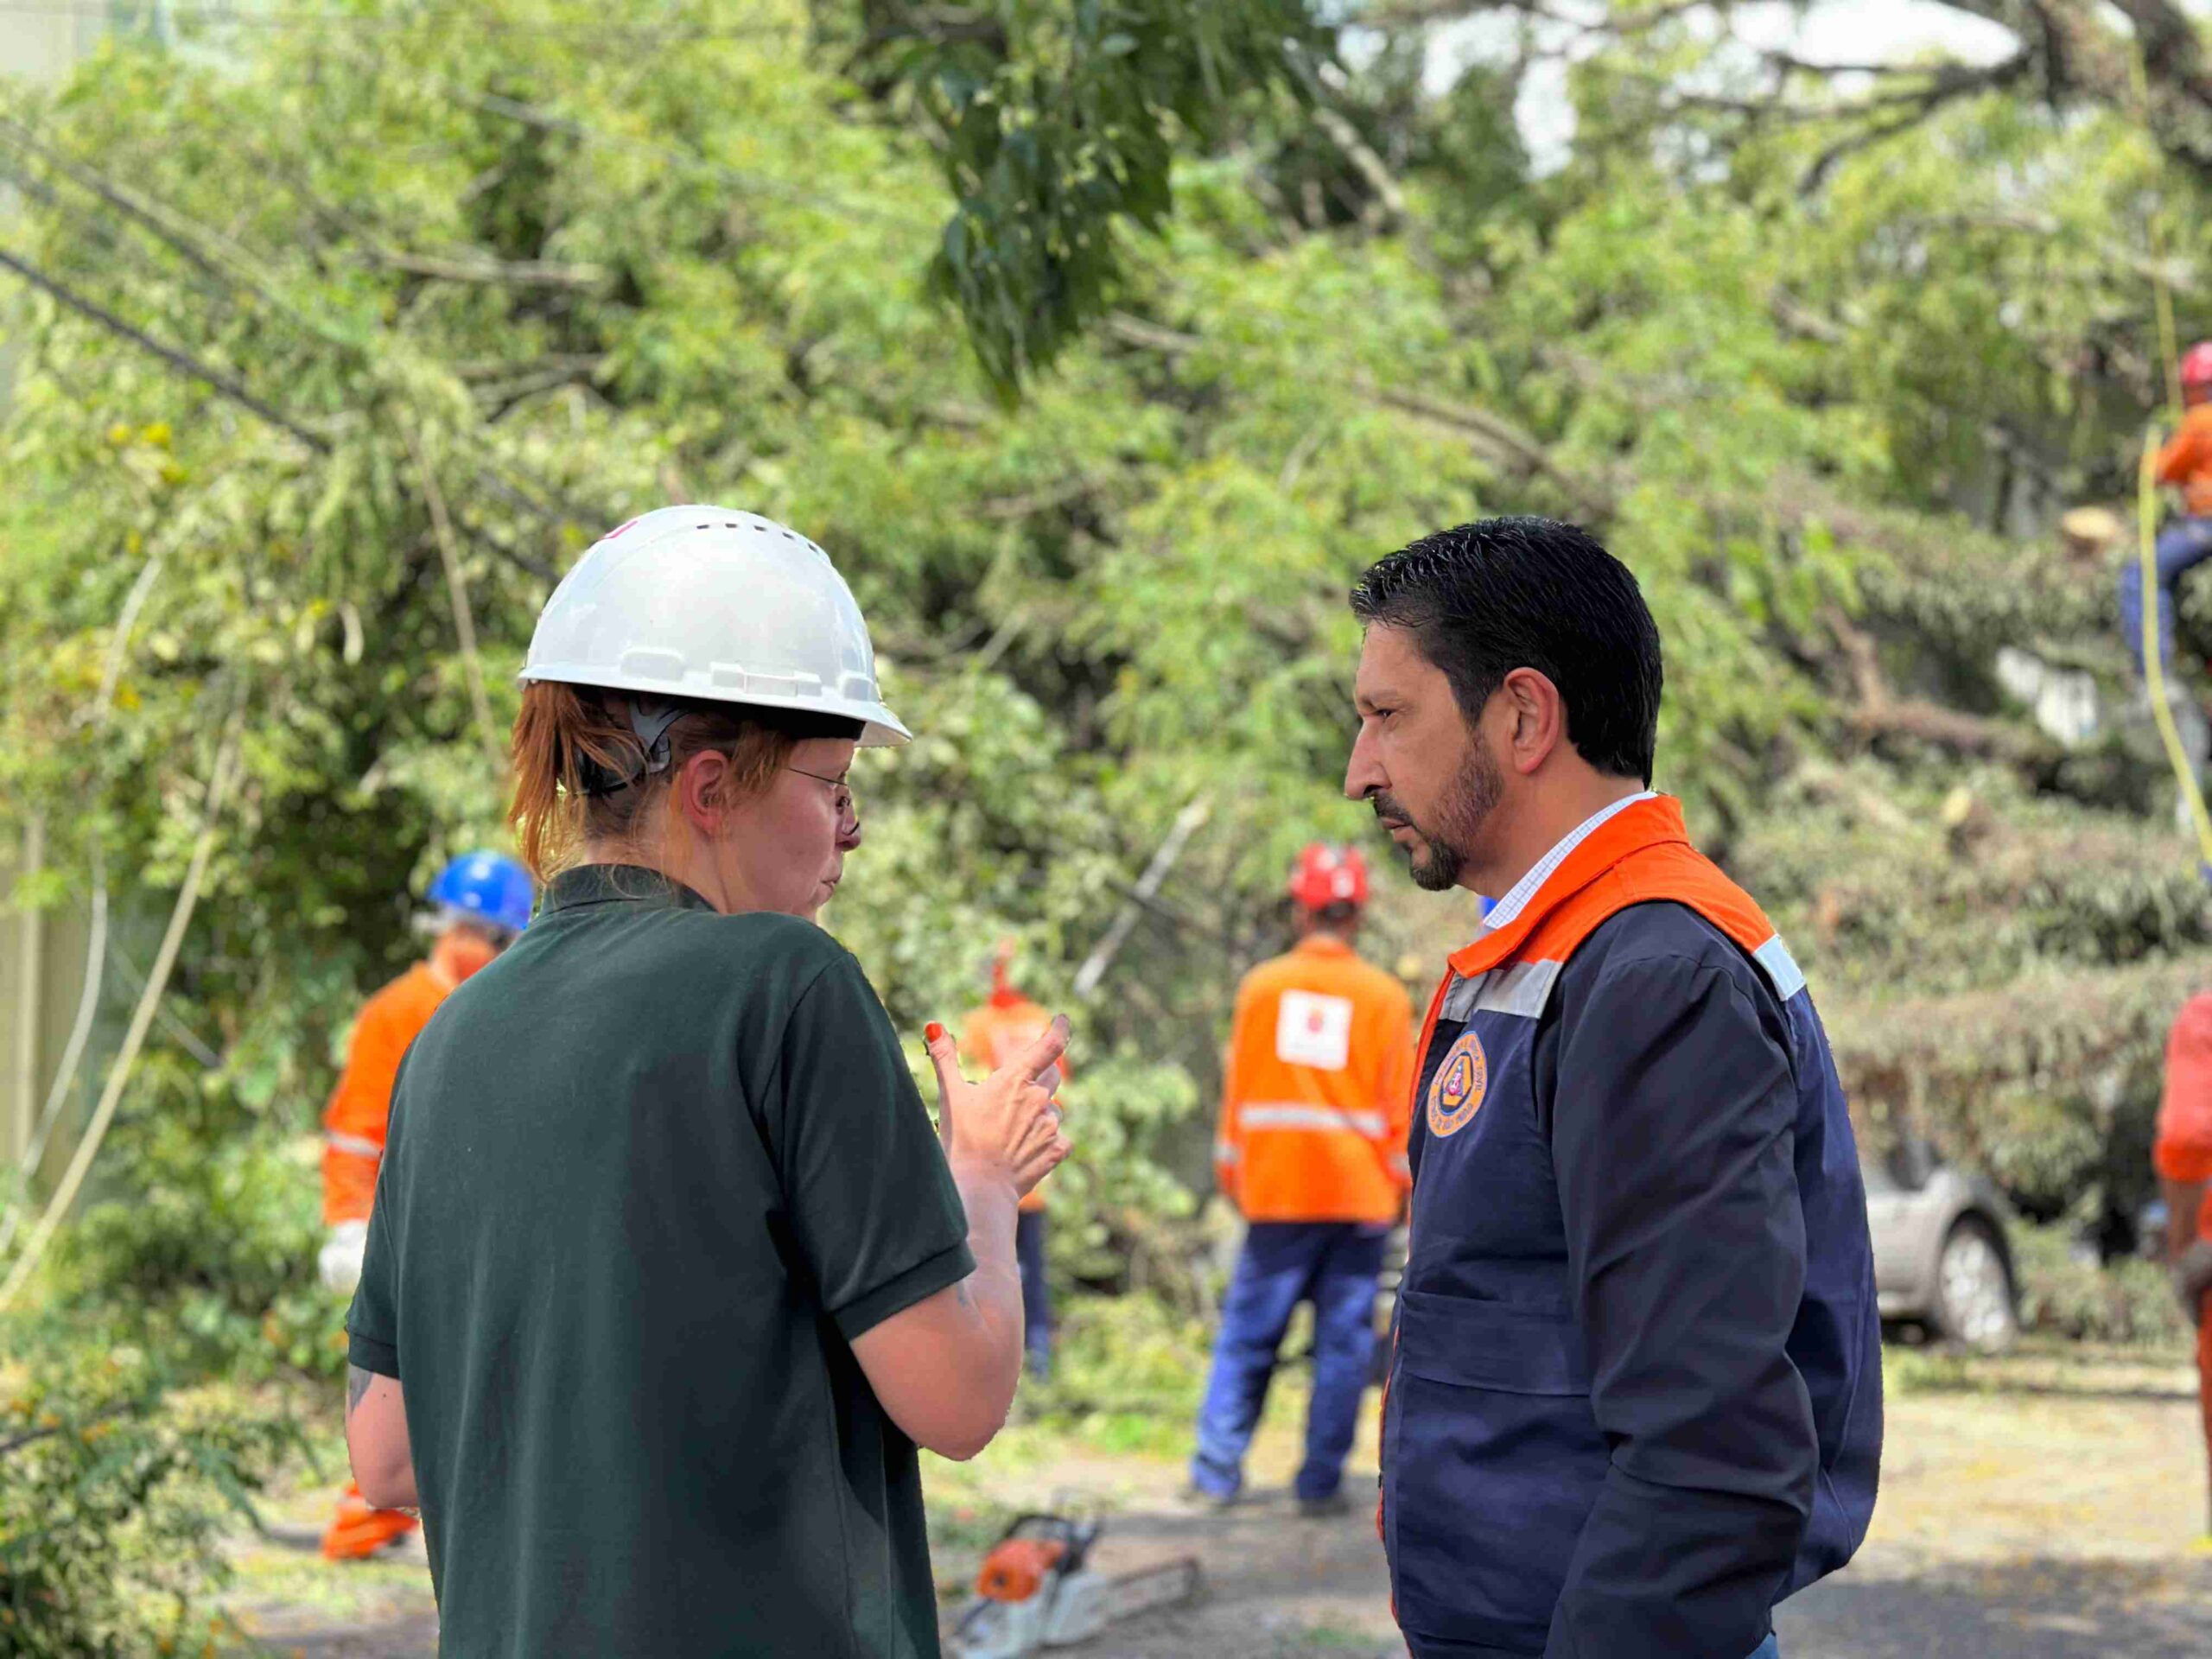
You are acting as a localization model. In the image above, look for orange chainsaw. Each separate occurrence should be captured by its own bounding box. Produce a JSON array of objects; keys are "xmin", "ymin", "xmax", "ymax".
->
[{"xmin": 948, "ymin": 1513, "xmax": 1202, "ymax": 1658}]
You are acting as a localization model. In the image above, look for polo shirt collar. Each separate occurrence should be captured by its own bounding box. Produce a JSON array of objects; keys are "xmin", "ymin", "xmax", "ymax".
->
[
  {"xmin": 544, "ymin": 863, "xmax": 717, "ymax": 915},
  {"xmin": 1448, "ymin": 793, "xmax": 1688, "ymax": 979},
  {"xmin": 1479, "ymin": 790, "xmax": 1656, "ymax": 933}
]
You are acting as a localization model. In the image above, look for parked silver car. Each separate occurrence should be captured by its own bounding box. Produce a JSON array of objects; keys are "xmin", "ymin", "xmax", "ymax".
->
[
  {"xmin": 1863, "ymin": 1138, "xmax": 2021, "ymax": 1351},
  {"xmin": 1364, "ymin": 1136, "xmax": 2020, "ymax": 1373}
]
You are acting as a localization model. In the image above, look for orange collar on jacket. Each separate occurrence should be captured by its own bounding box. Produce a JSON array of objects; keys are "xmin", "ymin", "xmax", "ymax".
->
[{"xmin": 1446, "ymin": 794, "xmax": 1700, "ymax": 980}]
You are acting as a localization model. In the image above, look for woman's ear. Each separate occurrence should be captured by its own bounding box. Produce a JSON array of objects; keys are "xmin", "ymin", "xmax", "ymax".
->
[{"xmin": 673, "ymin": 750, "xmax": 732, "ymax": 836}]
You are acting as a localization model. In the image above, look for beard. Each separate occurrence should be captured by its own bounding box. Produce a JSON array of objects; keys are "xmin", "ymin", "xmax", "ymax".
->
[{"xmin": 1372, "ymin": 744, "xmax": 1503, "ymax": 893}]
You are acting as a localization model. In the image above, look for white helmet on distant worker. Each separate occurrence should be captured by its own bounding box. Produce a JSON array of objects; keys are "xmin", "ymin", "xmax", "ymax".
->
[{"xmin": 519, "ymin": 505, "xmax": 911, "ymax": 746}]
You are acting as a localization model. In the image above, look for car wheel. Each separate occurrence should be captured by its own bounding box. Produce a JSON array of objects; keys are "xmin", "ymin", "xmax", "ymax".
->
[{"xmin": 1932, "ymin": 1216, "xmax": 2018, "ymax": 1353}]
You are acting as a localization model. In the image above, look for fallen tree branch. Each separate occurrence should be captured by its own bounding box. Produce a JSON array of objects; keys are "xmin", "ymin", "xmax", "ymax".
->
[
  {"xmin": 1311, "ymin": 105, "xmax": 1408, "ymax": 233},
  {"xmin": 367, "ymin": 250, "xmax": 613, "ymax": 290},
  {"xmin": 1103, "ymin": 312, "xmax": 1618, "ymax": 518},
  {"xmin": 402, "ymin": 426, "xmax": 504, "ymax": 767},
  {"xmin": 1075, "ymin": 796, "xmax": 1213, "ymax": 999},
  {"xmin": 1827, "ymin": 610, "xmax": 2055, "ymax": 763},
  {"xmin": 0, "ymin": 1400, "xmax": 139, "ymax": 1461},
  {"xmin": 0, "ymin": 696, "xmax": 248, "ymax": 1313}
]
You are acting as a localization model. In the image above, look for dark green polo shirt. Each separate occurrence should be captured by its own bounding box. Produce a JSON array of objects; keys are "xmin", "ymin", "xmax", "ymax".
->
[{"xmin": 347, "ymin": 864, "xmax": 975, "ymax": 1658}]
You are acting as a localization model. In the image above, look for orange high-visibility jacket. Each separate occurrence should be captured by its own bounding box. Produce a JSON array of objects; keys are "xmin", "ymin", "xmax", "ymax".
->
[
  {"xmin": 1215, "ymin": 935, "xmax": 1415, "ymax": 1224},
  {"xmin": 959, "ymin": 992, "xmax": 1070, "ymax": 1214},
  {"xmin": 2155, "ymin": 991, "xmax": 2212, "ymax": 1240},
  {"xmin": 321, "ymin": 963, "xmax": 449, "ymax": 1226},
  {"xmin": 2158, "ymin": 407, "xmax": 2212, "ymax": 518}
]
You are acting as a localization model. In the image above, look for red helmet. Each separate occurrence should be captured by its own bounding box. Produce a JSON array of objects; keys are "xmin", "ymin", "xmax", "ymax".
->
[
  {"xmin": 1287, "ymin": 842, "xmax": 1369, "ymax": 911},
  {"xmin": 2181, "ymin": 342, "xmax": 2212, "ymax": 389}
]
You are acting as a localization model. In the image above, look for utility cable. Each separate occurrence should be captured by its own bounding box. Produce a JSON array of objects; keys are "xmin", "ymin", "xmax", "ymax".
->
[{"xmin": 0, "ymin": 245, "xmax": 332, "ymax": 450}]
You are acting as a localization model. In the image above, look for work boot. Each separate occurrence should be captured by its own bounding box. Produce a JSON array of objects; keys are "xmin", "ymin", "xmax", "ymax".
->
[
  {"xmin": 1178, "ymin": 1480, "xmax": 1241, "ymax": 1513},
  {"xmin": 1295, "ymin": 1491, "xmax": 1351, "ymax": 1519},
  {"xmin": 321, "ymin": 1482, "xmax": 420, "ymax": 1561}
]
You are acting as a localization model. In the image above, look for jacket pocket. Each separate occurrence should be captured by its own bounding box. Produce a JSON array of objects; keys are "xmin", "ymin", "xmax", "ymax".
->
[{"xmin": 1388, "ymin": 1289, "xmax": 1609, "ymax": 1654}]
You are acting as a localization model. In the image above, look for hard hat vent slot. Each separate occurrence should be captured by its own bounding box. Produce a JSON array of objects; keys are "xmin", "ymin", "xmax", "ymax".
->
[{"xmin": 618, "ymin": 648, "xmax": 686, "ymax": 683}]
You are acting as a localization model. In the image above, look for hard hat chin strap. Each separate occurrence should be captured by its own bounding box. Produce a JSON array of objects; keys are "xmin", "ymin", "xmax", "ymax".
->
[{"xmin": 579, "ymin": 696, "xmax": 688, "ymax": 797}]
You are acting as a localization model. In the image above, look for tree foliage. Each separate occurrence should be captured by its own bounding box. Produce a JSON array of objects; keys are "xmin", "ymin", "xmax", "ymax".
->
[
  {"xmin": 0, "ymin": 1338, "xmax": 292, "ymax": 1656},
  {"xmin": 3, "ymin": 0, "xmax": 2212, "ymax": 1352}
]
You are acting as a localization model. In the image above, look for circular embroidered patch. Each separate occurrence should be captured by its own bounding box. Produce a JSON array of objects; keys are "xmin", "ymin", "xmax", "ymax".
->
[{"xmin": 1425, "ymin": 1030, "xmax": 1488, "ymax": 1139}]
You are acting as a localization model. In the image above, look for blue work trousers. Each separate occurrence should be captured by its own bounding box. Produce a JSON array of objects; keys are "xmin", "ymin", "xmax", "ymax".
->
[
  {"xmin": 1015, "ymin": 1210, "xmax": 1051, "ymax": 1379},
  {"xmin": 1191, "ymin": 1220, "xmax": 1388, "ymax": 1503},
  {"xmin": 2119, "ymin": 515, "xmax": 2212, "ymax": 670}
]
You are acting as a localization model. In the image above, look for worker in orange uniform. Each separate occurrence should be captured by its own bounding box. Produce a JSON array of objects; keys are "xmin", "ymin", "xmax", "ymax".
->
[
  {"xmin": 2154, "ymin": 991, "xmax": 2212, "ymax": 1537},
  {"xmin": 959, "ymin": 940, "xmax": 1065, "ymax": 1379},
  {"xmin": 1188, "ymin": 844, "xmax": 1415, "ymax": 1516},
  {"xmin": 2121, "ymin": 342, "xmax": 2212, "ymax": 676},
  {"xmin": 318, "ymin": 849, "xmax": 532, "ymax": 1560}
]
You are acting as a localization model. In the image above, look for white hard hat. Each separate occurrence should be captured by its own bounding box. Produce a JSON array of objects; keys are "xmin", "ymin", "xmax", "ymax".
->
[{"xmin": 520, "ymin": 506, "xmax": 911, "ymax": 746}]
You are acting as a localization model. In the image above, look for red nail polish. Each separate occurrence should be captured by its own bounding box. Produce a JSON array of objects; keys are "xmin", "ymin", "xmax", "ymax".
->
[{"xmin": 925, "ymin": 1021, "xmax": 946, "ymax": 1045}]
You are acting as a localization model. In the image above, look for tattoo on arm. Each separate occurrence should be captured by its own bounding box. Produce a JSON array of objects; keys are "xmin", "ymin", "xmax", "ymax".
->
[
  {"xmin": 347, "ymin": 1364, "xmax": 374, "ymax": 1415},
  {"xmin": 954, "ymin": 1280, "xmax": 975, "ymax": 1312}
]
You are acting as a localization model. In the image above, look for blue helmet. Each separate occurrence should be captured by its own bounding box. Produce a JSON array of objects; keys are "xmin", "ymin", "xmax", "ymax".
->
[{"xmin": 428, "ymin": 850, "xmax": 534, "ymax": 935}]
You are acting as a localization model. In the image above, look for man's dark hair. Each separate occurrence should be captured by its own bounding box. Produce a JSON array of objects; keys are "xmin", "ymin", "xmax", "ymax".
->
[{"xmin": 1349, "ymin": 517, "xmax": 1662, "ymax": 785}]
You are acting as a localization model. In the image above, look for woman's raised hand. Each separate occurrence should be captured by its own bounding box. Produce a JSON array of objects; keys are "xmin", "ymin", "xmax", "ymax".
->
[{"xmin": 923, "ymin": 1016, "xmax": 1071, "ymax": 1198}]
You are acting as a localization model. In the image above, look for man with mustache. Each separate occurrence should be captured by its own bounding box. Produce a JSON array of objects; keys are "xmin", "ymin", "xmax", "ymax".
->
[{"xmin": 1345, "ymin": 518, "xmax": 1881, "ymax": 1659}]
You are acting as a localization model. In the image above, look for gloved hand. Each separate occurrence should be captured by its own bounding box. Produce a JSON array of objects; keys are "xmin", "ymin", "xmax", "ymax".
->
[
  {"xmin": 2172, "ymin": 1236, "xmax": 2212, "ymax": 1324},
  {"xmin": 319, "ymin": 1219, "xmax": 369, "ymax": 1295}
]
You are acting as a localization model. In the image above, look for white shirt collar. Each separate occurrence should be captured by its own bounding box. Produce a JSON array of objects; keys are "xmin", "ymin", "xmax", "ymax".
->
[{"xmin": 1480, "ymin": 791, "xmax": 1657, "ymax": 932}]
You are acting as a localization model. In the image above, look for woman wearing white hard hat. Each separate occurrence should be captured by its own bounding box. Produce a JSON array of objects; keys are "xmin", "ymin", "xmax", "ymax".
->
[{"xmin": 339, "ymin": 507, "xmax": 1070, "ymax": 1656}]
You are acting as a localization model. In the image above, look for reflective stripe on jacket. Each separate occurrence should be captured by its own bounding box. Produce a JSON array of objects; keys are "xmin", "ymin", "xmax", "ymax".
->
[
  {"xmin": 321, "ymin": 963, "xmax": 448, "ymax": 1226},
  {"xmin": 1217, "ymin": 937, "xmax": 1414, "ymax": 1224},
  {"xmin": 1382, "ymin": 796, "xmax": 1881, "ymax": 1659}
]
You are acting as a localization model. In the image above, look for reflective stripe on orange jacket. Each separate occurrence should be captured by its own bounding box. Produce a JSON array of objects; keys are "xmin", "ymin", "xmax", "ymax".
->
[
  {"xmin": 321, "ymin": 963, "xmax": 449, "ymax": 1226},
  {"xmin": 1215, "ymin": 935, "xmax": 1414, "ymax": 1224},
  {"xmin": 959, "ymin": 992, "xmax": 1068, "ymax": 1214},
  {"xmin": 2159, "ymin": 406, "xmax": 2212, "ymax": 518}
]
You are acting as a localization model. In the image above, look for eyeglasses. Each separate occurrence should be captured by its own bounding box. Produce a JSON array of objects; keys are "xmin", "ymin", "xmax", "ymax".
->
[{"xmin": 785, "ymin": 765, "xmax": 858, "ymax": 830}]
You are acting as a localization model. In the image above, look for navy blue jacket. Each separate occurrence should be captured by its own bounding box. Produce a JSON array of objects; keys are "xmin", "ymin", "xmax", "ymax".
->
[{"xmin": 1382, "ymin": 797, "xmax": 1880, "ymax": 1659}]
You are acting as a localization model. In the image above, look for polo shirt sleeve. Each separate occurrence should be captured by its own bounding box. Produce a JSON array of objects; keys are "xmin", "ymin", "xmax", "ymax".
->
[
  {"xmin": 1542, "ymin": 936, "xmax": 1815, "ymax": 1659},
  {"xmin": 345, "ymin": 1056, "xmax": 409, "ymax": 1380},
  {"xmin": 776, "ymin": 954, "xmax": 976, "ymax": 1343}
]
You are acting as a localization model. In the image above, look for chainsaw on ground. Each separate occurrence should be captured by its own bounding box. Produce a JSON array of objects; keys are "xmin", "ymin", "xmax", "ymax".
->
[{"xmin": 947, "ymin": 1512, "xmax": 1202, "ymax": 1658}]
